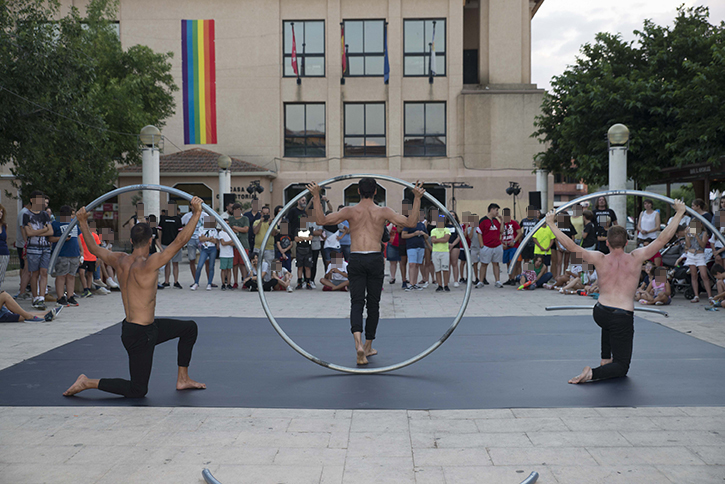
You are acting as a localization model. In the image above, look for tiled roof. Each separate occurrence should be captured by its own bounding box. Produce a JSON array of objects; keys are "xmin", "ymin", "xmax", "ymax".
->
[{"xmin": 118, "ymin": 148, "xmax": 272, "ymax": 174}]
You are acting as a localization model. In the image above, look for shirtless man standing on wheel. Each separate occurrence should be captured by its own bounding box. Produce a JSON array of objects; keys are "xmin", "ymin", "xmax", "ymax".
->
[
  {"xmin": 63, "ymin": 196, "xmax": 206, "ymax": 397},
  {"xmin": 307, "ymin": 178, "xmax": 425, "ymax": 365},
  {"xmin": 544, "ymin": 198, "xmax": 687, "ymax": 383}
]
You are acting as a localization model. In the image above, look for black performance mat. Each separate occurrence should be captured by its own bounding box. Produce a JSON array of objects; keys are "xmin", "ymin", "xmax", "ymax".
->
[{"xmin": 2, "ymin": 316, "xmax": 725, "ymax": 409}]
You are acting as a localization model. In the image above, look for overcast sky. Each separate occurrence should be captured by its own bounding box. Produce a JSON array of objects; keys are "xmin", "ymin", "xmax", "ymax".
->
[{"xmin": 531, "ymin": 0, "xmax": 725, "ymax": 92}]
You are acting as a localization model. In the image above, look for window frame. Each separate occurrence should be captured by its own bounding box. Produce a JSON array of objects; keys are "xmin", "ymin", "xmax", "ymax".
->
[
  {"xmin": 282, "ymin": 20, "xmax": 326, "ymax": 78},
  {"xmin": 342, "ymin": 19, "xmax": 386, "ymax": 78},
  {"xmin": 403, "ymin": 18, "xmax": 446, "ymax": 77},
  {"xmin": 284, "ymin": 103, "xmax": 326, "ymax": 158},
  {"xmin": 403, "ymin": 101, "xmax": 447, "ymax": 157},
  {"xmin": 343, "ymin": 102, "xmax": 387, "ymax": 158}
]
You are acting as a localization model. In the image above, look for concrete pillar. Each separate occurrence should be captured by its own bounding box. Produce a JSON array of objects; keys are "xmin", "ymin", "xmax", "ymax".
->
[
  {"xmin": 218, "ymin": 169, "xmax": 231, "ymax": 213},
  {"xmin": 536, "ymin": 169, "xmax": 548, "ymax": 212},
  {"xmin": 608, "ymin": 146, "xmax": 627, "ymax": 225},
  {"xmin": 142, "ymin": 147, "xmax": 160, "ymax": 217}
]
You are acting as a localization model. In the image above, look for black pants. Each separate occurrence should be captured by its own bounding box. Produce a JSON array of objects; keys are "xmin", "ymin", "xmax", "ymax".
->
[
  {"xmin": 591, "ymin": 302, "xmax": 634, "ymax": 381},
  {"xmin": 97, "ymin": 318, "xmax": 198, "ymax": 398},
  {"xmin": 348, "ymin": 252, "xmax": 384, "ymax": 340},
  {"xmin": 244, "ymin": 279, "xmax": 277, "ymax": 291},
  {"xmin": 310, "ymin": 249, "xmax": 321, "ymax": 281}
]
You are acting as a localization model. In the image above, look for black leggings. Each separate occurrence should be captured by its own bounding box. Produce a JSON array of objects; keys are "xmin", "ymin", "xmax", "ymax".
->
[
  {"xmin": 348, "ymin": 252, "xmax": 384, "ymax": 340},
  {"xmin": 310, "ymin": 249, "xmax": 321, "ymax": 282},
  {"xmin": 591, "ymin": 302, "xmax": 634, "ymax": 381},
  {"xmin": 98, "ymin": 318, "xmax": 198, "ymax": 398}
]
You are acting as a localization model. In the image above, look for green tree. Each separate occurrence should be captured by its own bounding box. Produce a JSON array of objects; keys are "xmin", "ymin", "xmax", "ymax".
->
[
  {"xmin": 533, "ymin": 6, "xmax": 725, "ymax": 189},
  {"xmin": 0, "ymin": 0, "xmax": 177, "ymax": 209}
]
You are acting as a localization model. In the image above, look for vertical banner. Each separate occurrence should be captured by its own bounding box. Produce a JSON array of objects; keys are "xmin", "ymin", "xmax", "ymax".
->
[
  {"xmin": 182, "ymin": 19, "xmax": 217, "ymax": 145},
  {"xmin": 383, "ymin": 22, "xmax": 390, "ymax": 84}
]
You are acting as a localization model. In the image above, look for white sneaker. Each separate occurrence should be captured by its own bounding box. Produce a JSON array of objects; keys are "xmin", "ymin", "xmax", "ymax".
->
[
  {"xmin": 106, "ymin": 277, "xmax": 119, "ymax": 289},
  {"xmin": 475, "ymin": 282, "xmax": 484, "ymax": 288},
  {"xmin": 190, "ymin": 283, "xmax": 198, "ymax": 291},
  {"xmin": 420, "ymin": 281, "xmax": 429, "ymax": 289},
  {"xmin": 453, "ymin": 281, "xmax": 460, "ymax": 288},
  {"xmin": 309, "ymin": 281, "xmax": 316, "ymax": 289},
  {"xmin": 94, "ymin": 287, "xmax": 111, "ymax": 295},
  {"xmin": 287, "ymin": 285, "xmax": 294, "ymax": 293},
  {"xmin": 206, "ymin": 284, "xmax": 212, "ymax": 291},
  {"xmin": 93, "ymin": 279, "xmax": 107, "ymax": 288},
  {"xmin": 495, "ymin": 281, "xmax": 504, "ymax": 288}
]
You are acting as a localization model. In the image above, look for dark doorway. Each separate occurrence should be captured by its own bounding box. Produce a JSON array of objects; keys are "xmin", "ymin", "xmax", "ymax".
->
[
  {"xmin": 463, "ymin": 49, "xmax": 478, "ymax": 84},
  {"xmin": 404, "ymin": 183, "xmax": 446, "ymax": 212}
]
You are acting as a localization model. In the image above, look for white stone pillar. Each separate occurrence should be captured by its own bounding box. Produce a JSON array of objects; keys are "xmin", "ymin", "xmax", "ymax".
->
[
  {"xmin": 536, "ymin": 169, "xmax": 548, "ymax": 212},
  {"xmin": 142, "ymin": 147, "xmax": 160, "ymax": 217},
  {"xmin": 218, "ymin": 169, "xmax": 231, "ymax": 213},
  {"xmin": 608, "ymin": 146, "xmax": 627, "ymax": 225}
]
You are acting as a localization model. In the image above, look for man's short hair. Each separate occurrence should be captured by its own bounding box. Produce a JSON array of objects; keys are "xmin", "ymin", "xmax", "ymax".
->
[
  {"xmin": 232, "ymin": 203, "xmax": 242, "ymax": 211},
  {"xmin": 358, "ymin": 178, "xmax": 377, "ymax": 199},
  {"xmin": 502, "ymin": 208, "xmax": 511, "ymax": 216},
  {"xmin": 607, "ymin": 225, "xmax": 627, "ymax": 249},
  {"xmin": 131, "ymin": 223, "xmax": 152, "ymax": 249},
  {"xmin": 527, "ymin": 205, "xmax": 536, "ymax": 211},
  {"xmin": 583, "ymin": 210, "xmax": 594, "ymax": 221},
  {"xmin": 487, "ymin": 203, "xmax": 500, "ymax": 213},
  {"xmin": 29, "ymin": 190, "xmax": 44, "ymax": 200},
  {"xmin": 712, "ymin": 263, "xmax": 725, "ymax": 275},
  {"xmin": 693, "ymin": 198, "xmax": 707, "ymax": 210},
  {"xmin": 59, "ymin": 205, "xmax": 72, "ymax": 217}
]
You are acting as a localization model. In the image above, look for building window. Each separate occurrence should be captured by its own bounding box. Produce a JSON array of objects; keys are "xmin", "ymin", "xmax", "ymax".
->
[
  {"xmin": 284, "ymin": 103, "xmax": 326, "ymax": 157},
  {"xmin": 343, "ymin": 20, "xmax": 385, "ymax": 76},
  {"xmin": 404, "ymin": 102, "xmax": 446, "ymax": 157},
  {"xmin": 403, "ymin": 19, "xmax": 445, "ymax": 76},
  {"xmin": 344, "ymin": 103, "xmax": 386, "ymax": 157},
  {"xmin": 283, "ymin": 21, "xmax": 325, "ymax": 77},
  {"xmin": 344, "ymin": 183, "xmax": 386, "ymax": 206}
]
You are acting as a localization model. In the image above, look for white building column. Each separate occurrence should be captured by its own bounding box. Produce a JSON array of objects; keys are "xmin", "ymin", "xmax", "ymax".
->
[
  {"xmin": 217, "ymin": 155, "xmax": 232, "ymax": 213},
  {"xmin": 536, "ymin": 169, "xmax": 548, "ymax": 212},
  {"xmin": 140, "ymin": 125, "xmax": 162, "ymax": 217},
  {"xmin": 607, "ymin": 124, "xmax": 630, "ymax": 226}
]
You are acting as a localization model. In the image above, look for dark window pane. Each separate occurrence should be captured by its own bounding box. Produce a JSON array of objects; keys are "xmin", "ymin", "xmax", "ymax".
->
[
  {"xmin": 304, "ymin": 57, "xmax": 324, "ymax": 76},
  {"xmin": 425, "ymin": 136, "xmax": 446, "ymax": 156},
  {"xmin": 426, "ymin": 103, "xmax": 445, "ymax": 135},
  {"xmin": 348, "ymin": 56, "xmax": 364, "ymax": 76},
  {"xmin": 285, "ymin": 104, "xmax": 305, "ymax": 134},
  {"xmin": 365, "ymin": 21, "xmax": 384, "ymax": 52},
  {"xmin": 345, "ymin": 105, "xmax": 365, "ymax": 136},
  {"xmin": 305, "ymin": 21, "xmax": 324, "ymax": 53},
  {"xmin": 306, "ymin": 104, "xmax": 325, "ymax": 135},
  {"xmin": 405, "ymin": 104, "xmax": 424, "ymax": 135},
  {"xmin": 344, "ymin": 137, "xmax": 365, "ymax": 157},
  {"xmin": 366, "ymin": 56, "xmax": 384, "ymax": 75},
  {"xmin": 366, "ymin": 137, "xmax": 386, "ymax": 156},
  {"xmin": 284, "ymin": 138, "xmax": 306, "ymax": 157},
  {"xmin": 404, "ymin": 20, "xmax": 424, "ymax": 53},
  {"xmin": 346, "ymin": 21, "xmax": 363, "ymax": 53},
  {"xmin": 404, "ymin": 136, "xmax": 425, "ymax": 157},
  {"xmin": 404, "ymin": 56, "xmax": 425, "ymax": 76},
  {"xmin": 366, "ymin": 104, "xmax": 385, "ymax": 135}
]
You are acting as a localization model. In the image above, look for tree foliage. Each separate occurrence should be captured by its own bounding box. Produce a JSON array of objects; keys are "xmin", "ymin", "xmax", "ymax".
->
[
  {"xmin": 0, "ymin": 0, "xmax": 177, "ymax": 208},
  {"xmin": 533, "ymin": 6, "xmax": 725, "ymax": 188}
]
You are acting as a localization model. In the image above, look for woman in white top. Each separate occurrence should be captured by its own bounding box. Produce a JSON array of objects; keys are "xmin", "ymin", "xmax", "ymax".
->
[{"xmin": 637, "ymin": 199, "xmax": 660, "ymax": 245}]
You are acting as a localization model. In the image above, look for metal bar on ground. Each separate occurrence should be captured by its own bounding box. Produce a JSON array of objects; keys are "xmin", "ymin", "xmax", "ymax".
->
[
  {"xmin": 202, "ymin": 468, "xmax": 223, "ymax": 484},
  {"xmin": 546, "ymin": 305, "xmax": 668, "ymax": 317},
  {"xmin": 519, "ymin": 471, "xmax": 539, "ymax": 484}
]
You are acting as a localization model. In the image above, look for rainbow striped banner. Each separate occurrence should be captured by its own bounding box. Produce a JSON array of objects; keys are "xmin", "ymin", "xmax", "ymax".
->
[{"xmin": 182, "ymin": 19, "xmax": 217, "ymax": 145}]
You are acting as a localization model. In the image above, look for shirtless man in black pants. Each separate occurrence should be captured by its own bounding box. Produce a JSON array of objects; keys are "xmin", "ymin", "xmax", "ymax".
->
[
  {"xmin": 544, "ymin": 198, "xmax": 687, "ymax": 383},
  {"xmin": 63, "ymin": 197, "xmax": 206, "ymax": 397},
  {"xmin": 307, "ymin": 178, "xmax": 425, "ymax": 365}
]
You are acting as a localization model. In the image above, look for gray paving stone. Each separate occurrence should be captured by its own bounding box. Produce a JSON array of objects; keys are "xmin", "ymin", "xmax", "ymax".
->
[
  {"xmin": 586, "ymin": 446, "xmax": 706, "ymax": 466},
  {"xmin": 527, "ymin": 430, "xmax": 631, "ymax": 447},
  {"xmin": 475, "ymin": 417, "xmax": 569, "ymax": 433},
  {"xmin": 428, "ymin": 409, "xmax": 515, "ymax": 420},
  {"xmin": 351, "ymin": 410, "xmax": 409, "ymax": 433},
  {"xmin": 273, "ymin": 447, "xmax": 347, "ymax": 466},
  {"xmin": 412, "ymin": 466, "xmax": 445, "ymax": 484},
  {"xmin": 656, "ymin": 465, "xmax": 725, "ymax": 484},
  {"xmin": 487, "ymin": 446, "xmax": 598, "ymax": 466},
  {"xmin": 443, "ymin": 466, "xmax": 559, "ymax": 484},
  {"xmin": 170, "ymin": 445, "xmax": 277, "ymax": 466},
  {"xmin": 620, "ymin": 430, "xmax": 725, "ymax": 447},
  {"xmin": 550, "ymin": 465, "xmax": 673, "ymax": 484},
  {"xmin": 197, "ymin": 416, "xmax": 291, "ymax": 433},
  {"xmin": 594, "ymin": 407, "xmax": 689, "ymax": 418},
  {"xmin": 287, "ymin": 417, "xmax": 350, "ymax": 433},
  {"xmin": 0, "ymin": 444, "xmax": 81, "ymax": 465},
  {"xmin": 648, "ymin": 416, "xmax": 725, "ymax": 431},
  {"xmin": 409, "ymin": 417, "xmax": 479, "ymax": 434},
  {"xmin": 432, "ymin": 432, "xmax": 532, "ymax": 448},
  {"xmin": 679, "ymin": 407, "xmax": 725, "ymax": 417},
  {"xmin": 343, "ymin": 456, "xmax": 416, "ymax": 484},
  {"xmin": 413, "ymin": 448, "xmax": 491, "ymax": 467},
  {"xmin": 512, "ymin": 407, "xmax": 602, "ymax": 418},
  {"xmin": 234, "ymin": 430, "xmax": 332, "ymax": 448},
  {"xmin": 2, "ymin": 463, "xmax": 109, "ymax": 484},
  {"xmin": 562, "ymin": 416, "xmax": 661, "ymax": 431},
  {"xmin": 688, "ymin": 446, "xmax": 725, "ymax": 465},
  {"xmin": 320, "ymin": 465, "xmax": 345, "ymax": 484},
  {"xmin": 346, "ymin": 432, "xmax": 412, "ymax": 457}
]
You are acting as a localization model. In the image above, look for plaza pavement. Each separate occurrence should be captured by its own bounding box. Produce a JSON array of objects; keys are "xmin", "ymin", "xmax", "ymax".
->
[{"xmin": 0, "ymin": 262, "xmax": 724, "ymax": 484}]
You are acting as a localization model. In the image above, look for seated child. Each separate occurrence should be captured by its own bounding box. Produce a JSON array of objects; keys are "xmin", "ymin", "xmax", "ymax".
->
[
  {"xmin": 559, "ymin": 265, "xmax": 596, "ymax": 294},
  {"xmin": 320, "ymin": 252, "xmax": 349, "ymax": 291},
  {"xmin": 270, "ymin": 260, "xmax": 294, "ymax": 292},
  {"xmin": 0, "ymin": 291, "xmax": 60, "ymax": 322},
  {"xmin": 243, "ymin": 253, "xmax": 276, "ymax": 291},
  {"xmin": 638, "ymin": 266, "xmax": 672, "ymax": 305},
  {"xmin": 635, "ymin": 261, "xmax": 655, "ymax": 300},
  {"xmin": 546, "ymin": 253, "xmax": 584, "ymax": 289},
  {"xmin": 708, "ymin": 264, "xmax": 725, "ymax": 308},
  {"xmin": 517, "ymin": 255, "xmax": 552, "ymax": 290}
]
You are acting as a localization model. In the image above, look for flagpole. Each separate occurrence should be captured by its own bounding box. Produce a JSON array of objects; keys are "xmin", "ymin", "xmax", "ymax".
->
[
  {"xmin": 384, "ymin": 21, "xmax": 390, "ymax": 85},
  {"xmin": 291, "ymin": 22, "xmax": 301, "ymax": 85},
  {"xmin": 428, "ymin": 42, "xmax": 433, "ymax": 84}
]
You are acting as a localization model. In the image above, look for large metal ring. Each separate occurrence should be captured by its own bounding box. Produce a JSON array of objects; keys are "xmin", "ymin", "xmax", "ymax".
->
[
  {"xmin": 509, "ymin": 189, "xmax": 725, "ymax": 274},
  {"xmin": 48, "ymin": 184, "xmax": 253, "ymax": 277},
  {"xmin": 257, "ymin": 174, "xmax": 473, "ymax": 374}
]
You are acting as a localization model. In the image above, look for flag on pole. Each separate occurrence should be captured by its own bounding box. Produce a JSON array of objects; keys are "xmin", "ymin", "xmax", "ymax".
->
[
  {"xmin": 182, "ymin": 19, "xmax": 217, "ymax": 145},
  {"xmin": 291, "ymin": 23, "xmax": 299, "ymax": 77},
  {"xmin": 341, "ymin": 24, "xmax": 347, "ymax": 75},
  {"xmin": 429, "ymin": 22, "xmax": 437, "ymax": 77},
  {"xmin": 383, "ymin": 22, "xmax": 390, "ymax": 84}
]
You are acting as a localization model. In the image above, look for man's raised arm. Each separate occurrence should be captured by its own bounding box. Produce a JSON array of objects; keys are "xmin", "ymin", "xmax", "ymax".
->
[
  {"xmin": 147, "ymin": 197, "xmax": 203, "ymax": 271},
  {"xmin": 307, "ymin": 182, "xmax": 349, "ymax": 226},
  {"xmin": 76, "ymin": 208, "xmax": 124, "ymax": 270},
  {"xmin": 545, "ymin": 210, "xmax": 603, "ymax": 266},
  {"xmin": 633, "ymin": 199, "xmax": 686, "ymax": 262},
  {"xmin": 378, "ymin": 181, "xmax": 426, "ymax": 228}
]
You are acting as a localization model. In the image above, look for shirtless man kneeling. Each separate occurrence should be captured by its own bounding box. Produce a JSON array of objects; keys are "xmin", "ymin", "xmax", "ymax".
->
[
  {"xmin": 307, "ymin": 178, "xmax": 425, "ymax": 365},
  {"xmin": 63, "ymin": 197, "xmax": 206, "ymax": 397},
  {"xmin": 544, "ymin": 198, "xmax": 687, "ymax": 383}
]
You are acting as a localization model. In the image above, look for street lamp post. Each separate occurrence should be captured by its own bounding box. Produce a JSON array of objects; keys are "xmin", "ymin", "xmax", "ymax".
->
[
  {"xmin": 607, "ymin": 123, "xmax": 630, "ymax": 226},
  {"xmin": 217, "ymin": 154, "xmax": 232, "ymax": 214},
  {"xmin": 140, "ymin": 125, "xmax": 162, "ymax": 218}
]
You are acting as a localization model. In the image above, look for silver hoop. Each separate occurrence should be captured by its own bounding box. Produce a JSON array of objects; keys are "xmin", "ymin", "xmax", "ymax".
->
[
  {"xmin": 257, "ymin": 174, "xmax": 473, "ymax": 374},
  {"xmin": 545, "ymin": 305, "xmax": 669, "ymax": 317},
  {"xmin": 509, "ymin": 189, "xmax": 725, "ymax": 274},
  {"xmin": 48, "ymin": 184, "xmax": 254, "ymax": 278}
]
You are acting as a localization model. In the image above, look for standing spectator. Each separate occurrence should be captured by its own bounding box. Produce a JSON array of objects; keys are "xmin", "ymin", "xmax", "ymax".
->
[
  {"xmin": 501, "ymin": 208, "xmax": 521, "ymax": 286},
  {"xmin": 294, "ymin": 218, "xmax": 314, "ymax": 289},
  {"xmin": 182, "ymin": 206, "xmax": 208, "ymax": 286},
  {"xmin": 122, "ymin": 202, "xmax": 146, "ymax": 228},
  {"xmin": 252, "ymin": 206, "xmax": 277, "ymax": 267},
  {"xmin": 306, "ymin": 204, "xmax": 323, "ymax": 284},
  {"xmin": 23, "ymin": 191, "xmax": 53, "ymax": 309},
  {"xmin": 221, "ymin": 201, "xmax": 234, "ymax": 222},
  {"xmin": 398, "ymin": 200, "xmax": 411, "ymax": 289},
  {"xmin": 97, "ymin": 228, "xmax": 118, "ymax": 290},
  {"xmin": 386, "ymin": 222, "xmax": 403, "ymax": 284},
  {"xmin": 684, "ymin": 219, "xmax": 713, "ymax": 303},
  {"xmin": 191, "ymin": 218, "xmax": 219, "ymax": 291},
  {"xmin": 571, "ymin": 204, "xmax": 585, "ymax": 245},
  {"xmin": 519, "ymin": 206, "xmax": 539, "ymax": 265},
  {"xmin": 580, "ymin": 210, "xmax": 598, "ymax": 250},
  {"xmin": 338, "ymin": 205, "xmax": 351, "ymax": 262},
  {"xmin": 49, "ymin": 206, "xmax": 80, "ymax": 307},
  {"xmin": 460, "ymin": 213, "xmax": 480, "ymax": 285},
  {"xmin": 532, "ymin": 214, "xmax": 556, "ymax": 267},
  {"xmin": 593, "ymin": 197, "xmax": 618, "ymax": 227},
  {"xmin": 14, "ymin": 199, "xmax": 32, "ymax": 299},
  {"xmin": 712, "ymin": 211, "xmax": 724, "ymax": 267},
  {"xmin": 321, "ymin": 221, "xmax": 343, "ymax": 273},
  {"xmin": 287, "ymin": 197, "xmax": 307, "ymax": 265},
  {"xmin": 477, "ymin": 203, "xmax": 504, "ymax": 288},
  {"xmin": 147, "ymin": 215, "xmax": 164, "ymax": 289},
  {"xmin": 218, "ymin": 227, "xmax": 235, "ymax": 290},
  {"xmin": 691, "ymin": 198, "xmax": 713, "ymax": 238},
  {"xmin": 596, "ymin": 214, "xmax": 612, "ymax": 254},
  {"xmin": 430, "ymin": 209, "xmax": 451, "ymax": 292},
  {"xmin": 78, "ymin": 221, "xmax": 101, "ymax": 298},
  {"xmin": 320, "ymin": 252, "xmax": 349, "ymax": 291},
  {"xmin": 243, "ymin": 199, "xmax": 262, "ymax": 251},
  {"xmin": 160, "ymin": 201, "xmax": 184, "ymax": 289},
  {"xmin": 637, "ymin": 199, "xmax": 660, "ymax": 246},
  {"xmin": 227, "ymin": 203, "xmax": 250, "ymax": 289},
  {"xmin": 275, "ymin": 220, "xmax": 293, "ymax": 272},
  {"xmin": 402, "ymin": 209, "xmax": 427, "ymax": 290},
  {"xmin": 553, "ymin": 213, "xmax": 577, "ymax": 277},
  {"xmin": 446, "ymin": 212, "xmax": 461, "ymax": 287},
  {"xmin": 0, "ymin": 204, "xmax": 9, "ymax": 290}
]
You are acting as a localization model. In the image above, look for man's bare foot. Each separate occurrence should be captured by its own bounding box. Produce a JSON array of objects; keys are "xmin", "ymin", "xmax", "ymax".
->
[
  {"xmin": 568, "ymin": 366, "xmax": 593, "ymax": 384},
  {"xmin": 356, "ymin": 346, "xmax": 368, "ymax": 365},
  {"xmin": 176, "ymin": 378, "xmax": 206, "ymax": 390},
  {"xmin": 600, "ymin": 358, "xmax": 613, "ymax": 366},
  {"xmin": 365, "ymin": 347, "xmax": 378, "ymax": 357},
  {"xmin": 63, "ymin": 374, "xmax": 90, "ymax": 396}
]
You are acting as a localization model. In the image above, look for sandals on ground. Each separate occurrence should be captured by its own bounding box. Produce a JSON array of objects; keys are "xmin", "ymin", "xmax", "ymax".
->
[{"xmin": 690, "ymin": 296, "xmax": 700, "ymax": 303}]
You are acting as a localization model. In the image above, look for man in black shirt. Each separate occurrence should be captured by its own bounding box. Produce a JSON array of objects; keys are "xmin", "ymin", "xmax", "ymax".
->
[
  {"xmin": 243, "ymin": 199, "xmax": 261, "ymax": 250},
  {"xmin": 580, "ymin": 210, "xmax": 598, "ymax": 250},
  {"xmin": 294, "ymin": 215, "xmax": 314, "ymax": 289},
  {"xmin": 596, "ymin": 214, "xmax": 611, "ymax": 254},
  {"xmin": 593, "ymin": 196, "xmax": 618, "ymax": 227},
  {"xmin": 160, "ymin": 201, "xmax": 184, "ymax": 288},
  {"xmin": 518, "ymin": 205, "xmax": 539, "ymax": 263}
]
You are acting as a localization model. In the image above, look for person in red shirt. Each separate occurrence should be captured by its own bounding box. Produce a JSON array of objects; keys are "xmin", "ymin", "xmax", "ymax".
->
[
  {"xmin": 78, "ymin": 222, "xmax": 102, "ymax": 298},
  {"xmin": 501, "ymin": 208, "xmax": 522, "ymax": 285},
  {"xmin": 476, "ymin": 203, "xmax": 504, "ymax": 288}
]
